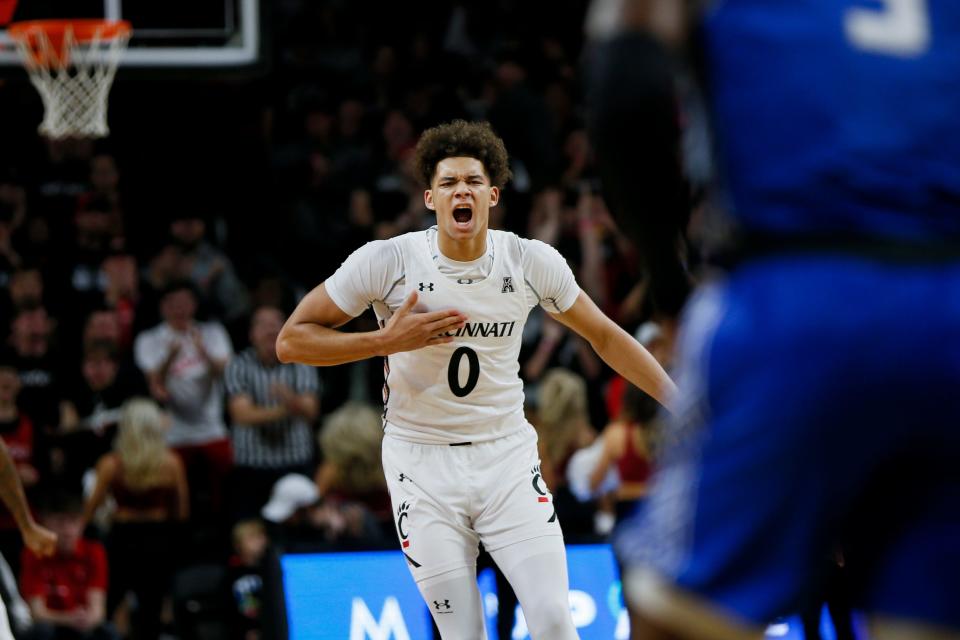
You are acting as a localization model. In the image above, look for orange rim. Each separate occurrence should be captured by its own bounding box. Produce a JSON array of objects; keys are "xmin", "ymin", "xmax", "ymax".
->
[
  {"xmin": 8, "ymin": 19, "xmax": 131, "ymax": 68},
  {"xmin": 7, "ymin": 19, "xmax": 131, "ymax": 42}
]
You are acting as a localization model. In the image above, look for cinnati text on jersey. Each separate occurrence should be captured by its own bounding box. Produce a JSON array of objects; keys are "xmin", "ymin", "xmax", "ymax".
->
[{"xmin": 442, "ymin": 320, "xmax": 517, "ymax": 338}]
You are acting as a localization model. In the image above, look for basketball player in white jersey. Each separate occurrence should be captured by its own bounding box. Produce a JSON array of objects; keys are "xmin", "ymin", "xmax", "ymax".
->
[{"xmin": 276, "ymin": 120, "xmax": 676, "ymax": 639}]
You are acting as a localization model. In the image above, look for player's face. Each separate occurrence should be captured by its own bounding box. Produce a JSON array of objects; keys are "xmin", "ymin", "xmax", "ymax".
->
[{"xmin": 425, "ymin": 157, "xmax": 499, "ymax": 250}]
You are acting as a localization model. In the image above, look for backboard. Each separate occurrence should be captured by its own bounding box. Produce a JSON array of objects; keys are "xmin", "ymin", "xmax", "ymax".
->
[{"xmin": 0, "ymin": 0, "xmax": 261, "ymax": 68}]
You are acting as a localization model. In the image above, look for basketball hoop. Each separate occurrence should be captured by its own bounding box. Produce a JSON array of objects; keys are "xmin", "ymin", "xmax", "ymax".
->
[{"xmin": 7, "ymin": 19, "xmax": 131, "ymax": 139}]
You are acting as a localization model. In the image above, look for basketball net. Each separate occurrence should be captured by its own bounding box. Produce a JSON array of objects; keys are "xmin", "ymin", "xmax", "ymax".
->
[{"xmin": 7, "ymin": 20, "xmax": 131, "ymax": 139}]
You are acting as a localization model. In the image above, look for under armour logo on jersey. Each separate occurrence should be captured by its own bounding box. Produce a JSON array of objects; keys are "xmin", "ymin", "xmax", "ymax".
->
[
  {"xmin": 433, "ymin": 600, "xmax": 452, "ymax": 612},
  {"xmin": 501, "ymin": 276, "xmax": 515, "ymax": 293},
  {"xmin": 419, "ymin": 282, "xmax": 434, "ymax": 292},
  {"xmin": 398, "ymin": 473, "xmax": 408, "ymax": 482}
]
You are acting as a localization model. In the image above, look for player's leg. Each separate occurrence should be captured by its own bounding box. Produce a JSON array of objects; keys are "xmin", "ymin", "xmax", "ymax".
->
[
  {"xmin": 758, "ymin": 259, "xmax": 960, "ymax": 638},
  {"xmin": 381, "ymin": 434, "xmax": 487, "ymax": 639},
  {"xmin": 857, "ymin": 261, "xmax": 960, "ymax": 637},
  {"xmin": 416, "ymin": 566, "xmax": 488, "ymax": 640},
  {"xmin": 472, "ymin": 428, "xmax": 578, "ymax": 639},
  {"xmin": 853, "ymin": 477, "xmax": 960, "ymax": 640},
  {"xmin": 615, "ymin": 262, "xmax": 857, "ymax": 638},
  {"xmin": 619, "ymin": 257, "xmax": 960, "ymax": 638},
  {"xmin": 489, "ymin": 536, "xmax": 579, "ymax": 640}
]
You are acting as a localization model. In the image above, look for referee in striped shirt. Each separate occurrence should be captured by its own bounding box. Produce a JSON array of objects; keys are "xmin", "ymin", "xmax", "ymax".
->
[{"xmin": 225, "ymin": 305, "xmax": 320, "ymax": 520}]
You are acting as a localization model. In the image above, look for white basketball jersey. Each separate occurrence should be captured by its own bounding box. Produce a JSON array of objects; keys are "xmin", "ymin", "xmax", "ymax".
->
[{"xmin": 374, "ymin": 229, "xmax": 529, "ymax": 444}]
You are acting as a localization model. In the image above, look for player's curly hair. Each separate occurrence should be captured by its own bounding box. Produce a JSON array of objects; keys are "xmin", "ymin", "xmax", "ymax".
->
[{"xmin": 414, "ymin": 120, "xmax": 513, "ymax": 188}]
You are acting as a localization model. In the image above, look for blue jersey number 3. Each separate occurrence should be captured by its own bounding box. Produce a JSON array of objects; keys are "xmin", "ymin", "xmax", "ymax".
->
[{"xmin": 845, "ymin": 0, "xmax": 930, "ymax": 57}]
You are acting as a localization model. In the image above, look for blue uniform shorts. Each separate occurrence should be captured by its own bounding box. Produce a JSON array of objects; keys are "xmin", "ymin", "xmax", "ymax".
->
[{"xmin": 617, "ymin": 254, "xmax": 960, "ymax": 628}]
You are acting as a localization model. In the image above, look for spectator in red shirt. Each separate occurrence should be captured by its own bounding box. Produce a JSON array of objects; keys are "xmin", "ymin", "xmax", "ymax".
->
[{"xmin": 20, "ymin": 491, "xmax": 117, "ymax": 640}]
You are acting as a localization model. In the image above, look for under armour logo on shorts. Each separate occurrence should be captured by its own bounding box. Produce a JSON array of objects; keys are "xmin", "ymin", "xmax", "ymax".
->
[
  {"xmin": 433, "ymin": 600, "xmax": 452, "ymax": 612},
  {"xmin": 502, "ymin": 276, "xmax": 515, "ymax": 293},
  {"xmin": 419, "ymin": 282, "xmax": 434, "ymax": 292}
]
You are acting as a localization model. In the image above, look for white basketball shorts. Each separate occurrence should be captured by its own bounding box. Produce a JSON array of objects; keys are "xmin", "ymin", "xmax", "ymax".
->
[{"xmin": 382, "ymin": 423, "xmax": 564, "ymax": 583}]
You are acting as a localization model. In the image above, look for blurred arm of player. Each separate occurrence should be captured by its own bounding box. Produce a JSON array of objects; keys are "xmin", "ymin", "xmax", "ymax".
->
[
  {"xmin": 586, "ymin": 0, "xmax": 696, "ymax": 322},
  {"xmin": 554, "ymin": 291, "xmax": 677, "ymax": 412},
  {"xmin": 0, "ymin": 440, "xmax": 56, "ymax": 557},
  {"xmin": 276, "ymin": 284, "xmax": 467, "ymax": 366}
]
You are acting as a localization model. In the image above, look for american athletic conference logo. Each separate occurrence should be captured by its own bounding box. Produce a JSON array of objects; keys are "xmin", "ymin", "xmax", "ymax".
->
[{"xmin": 531, "ymin": 465, "xmax": 557, "ymax": 523}]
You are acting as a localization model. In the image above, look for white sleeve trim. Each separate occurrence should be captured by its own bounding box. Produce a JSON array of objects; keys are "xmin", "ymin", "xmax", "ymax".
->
[{"xmin": 520, "ymin": 238, "xmax": 580, "ymax": 314}]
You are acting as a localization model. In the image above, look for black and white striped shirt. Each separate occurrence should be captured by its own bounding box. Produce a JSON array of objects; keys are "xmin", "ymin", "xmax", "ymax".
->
[{"xmin": 224, "ymin": 348, "xmax": 320, "ymax": 469}]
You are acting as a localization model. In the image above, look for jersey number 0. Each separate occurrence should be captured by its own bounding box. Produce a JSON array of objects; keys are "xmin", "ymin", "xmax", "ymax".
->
[{"xmin": 448, "ymin": 347, "xmax": 480, "ymax": 397}]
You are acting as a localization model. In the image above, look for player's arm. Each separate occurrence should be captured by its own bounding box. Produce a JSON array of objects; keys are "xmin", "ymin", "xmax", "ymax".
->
[
  {"xmin": 554, "ymin": 291, "xmax": 677, "ymax": 411},
  {"xmin": 0, "ymin": 440, "xmax": 56, "ymax": 557},
  {"xmin": 276, "ymin": 284, "xmax": 467, "ymax": 366}
]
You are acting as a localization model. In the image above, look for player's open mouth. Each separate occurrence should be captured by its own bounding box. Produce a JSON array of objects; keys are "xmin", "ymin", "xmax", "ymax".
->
[{"xmin": 453, "ymin": 204, "xmax": 473, "ymax": 224}]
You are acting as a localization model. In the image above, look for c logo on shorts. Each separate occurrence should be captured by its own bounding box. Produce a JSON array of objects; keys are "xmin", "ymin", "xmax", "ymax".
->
[
  {"xmin": 531, "ymin": 464, "xmax": 558, "ymax": 523},
  {"xmin": 531, "ymin": 464, "xmax": 548, "ymax": 501},
  {"xmin": 396, "ymin": 501, "xmax": 412, "ymax": 548}
]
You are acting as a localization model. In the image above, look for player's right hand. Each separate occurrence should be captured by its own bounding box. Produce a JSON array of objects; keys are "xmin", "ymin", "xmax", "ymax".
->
[
  {"xmin": 22, "ymin": 521, "xmax": 57, "ymax": 558},
  {"xmin": 378, "ymin": 291, "xmax": 467, "ymax": 355}
]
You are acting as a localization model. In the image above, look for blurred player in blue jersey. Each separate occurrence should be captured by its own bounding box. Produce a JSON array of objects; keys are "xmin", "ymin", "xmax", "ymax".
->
[{"xmin": 587, "ymin": 1, "xmax": 960, "ymax": 638}]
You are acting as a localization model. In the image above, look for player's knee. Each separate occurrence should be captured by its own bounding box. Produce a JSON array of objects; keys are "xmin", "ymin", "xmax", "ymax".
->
[
  {"xmin": 525, "ymin": 597, "xmax": 577, "ymax": 640},
  {"xmin": 433, "ymin": 618, "xmax": 487, "ymax": 640},
  {"xmin": 435, "ymin": 627, "xmax": 484, "ymax": 640}
]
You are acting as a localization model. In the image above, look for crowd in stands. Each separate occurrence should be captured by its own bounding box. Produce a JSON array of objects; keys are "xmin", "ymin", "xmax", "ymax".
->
[{"xmin": 0, "ymin": 1, "xmax": 682, "ymax": 637}]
